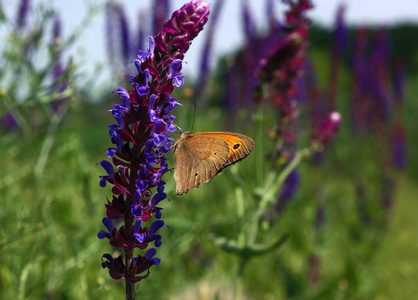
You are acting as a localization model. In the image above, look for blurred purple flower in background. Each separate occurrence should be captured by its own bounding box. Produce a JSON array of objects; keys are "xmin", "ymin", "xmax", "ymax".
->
[
  {"xmin": 196, "ymin": 0, "xmax": 224, "ymax": 98},
  {"xmin": 392, "ymin": 60, "xmax": 407, "ymax": 170},
  {"xmin": 105, "ymin": 3, "xmax": 131, "ymax": 76},
  {"xmin": 349, "ymin": 27, "xmax": 405, "ymax": 137},
  {"xmin": 136, "ymin": 10, "xmax": 147, "ymax": 53},
  {"xmin": 275, "ymin": 169, "xmax": 299, "ymax": 213},
  {"xmin": 0, "ymin": 113, "xmax": 19, "ymax": 130},
  {"xmin": 351, "ymin": 27, "xmax": 370, "ymax": 134},
  {"xmin": 391, "ymin": 121, "xmax": 406, "ymax": 169},
  {"xmin": 394, "ymin": 60, "xmax": 406, "ymax": 103},
  {"xmin": 16, "ymin": 0, "xmax": 30, "ymax": 29},
  {"xmin": 328, "ymin": 3, "xmax": 347, "ymax": 110},
  {"xmin": 50, "ymin": 13, "xmax": 69, "ymax": 111},
  {"xmin": 345, "ymin": 22, "xmax": 407, "ymax": 226},
  {"xmin": 152, "ymin": 0, "xmax": 171, "ymax": 36}
]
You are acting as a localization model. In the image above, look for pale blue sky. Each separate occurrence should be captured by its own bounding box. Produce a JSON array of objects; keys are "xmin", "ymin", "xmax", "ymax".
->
[{"xmin": 3, "ymin": 0, "xmax": 417, "ymax": 83}]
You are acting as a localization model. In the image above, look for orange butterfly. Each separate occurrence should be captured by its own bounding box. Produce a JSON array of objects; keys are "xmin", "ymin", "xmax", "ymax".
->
[{"xmin": 172, "ymin": 131, "xmax": 255, "ymax": 195}]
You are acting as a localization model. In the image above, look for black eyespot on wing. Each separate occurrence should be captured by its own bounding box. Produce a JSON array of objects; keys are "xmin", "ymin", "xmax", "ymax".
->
[
  {"xmin": 213, "ymin": 152, "xmax": 217, "ymax": 155},
  {"xmin": 195, "ymin": 172, "xmax": 199, "ymax": 177},
  {"xmin": 233, "ymin": 144, "xmax": 240, "ymax": 149}
]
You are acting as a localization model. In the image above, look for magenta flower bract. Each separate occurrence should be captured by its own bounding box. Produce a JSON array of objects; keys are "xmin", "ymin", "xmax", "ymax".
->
[{"xmin": 313, "ymin": 111, "xmax": 342, "ymax": 146}]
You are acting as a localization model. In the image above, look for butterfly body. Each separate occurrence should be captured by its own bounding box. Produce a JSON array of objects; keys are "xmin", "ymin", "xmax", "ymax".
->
[{"xmin": 173, "ymin": 131, "xmax": 255, "ymax": 196}]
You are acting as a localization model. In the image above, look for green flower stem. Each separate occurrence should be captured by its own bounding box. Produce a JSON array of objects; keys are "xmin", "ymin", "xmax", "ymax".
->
[
  {"xmin": 235, "ymin": 187, "xmax": 246, "ymax": 248},
  {"xmin": 249, "ymin": 148, "xmax": 310, "ymax": 244},
  {"xmin": 234, "ymin": 257, "xmax": 247, "ymax": 300},
  {"xmin": 34, "ymin": 102, "xmax": 70, "ymax": 177},
  {"xmin": 254, "ymin": 105, "xmax": 265, "ymax": 187}
]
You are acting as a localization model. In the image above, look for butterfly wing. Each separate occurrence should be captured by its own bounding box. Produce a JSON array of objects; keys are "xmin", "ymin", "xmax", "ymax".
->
[
  {"xmin": 173, "ymin": 132, "xmax": 255, "ymax": 196},
  {"xmin": 173, "ymin": 132, "xmax": 231, "ymax": 195},
  {"xmin": 202, "ymin": 132, "xmax": 255, "ymax": 171}
]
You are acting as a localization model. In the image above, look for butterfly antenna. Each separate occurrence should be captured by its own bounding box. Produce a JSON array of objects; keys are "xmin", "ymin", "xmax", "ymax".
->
[
  {"xmin": 167, "ymin": 114, "xmax": 182, "ymax": 134},
  {"xmin": 191, "ymin": 96, "xmax": 197, "ymax": 133}
]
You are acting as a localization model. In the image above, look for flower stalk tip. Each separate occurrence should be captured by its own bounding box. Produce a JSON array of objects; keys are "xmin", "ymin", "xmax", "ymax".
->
[{"xmin": 313, "ymin": 111, "xmax": 342, "ymax": 146}]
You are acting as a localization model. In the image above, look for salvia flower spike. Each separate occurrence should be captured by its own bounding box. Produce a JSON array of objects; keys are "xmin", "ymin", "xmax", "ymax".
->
[{"xmin": 97, "ymin": 1, "xmax": 210, "ymax": 296}]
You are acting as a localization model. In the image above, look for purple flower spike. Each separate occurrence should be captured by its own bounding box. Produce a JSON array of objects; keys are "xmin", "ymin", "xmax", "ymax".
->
[{"xmin": 98, "ymin": 1, "xmax": 210, "ymax": 293}]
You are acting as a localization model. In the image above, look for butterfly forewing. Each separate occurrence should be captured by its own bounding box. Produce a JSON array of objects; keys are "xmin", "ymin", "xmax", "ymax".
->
[{"xmin": 204, "ymin": 132, "xmax": 255, "ymax": 167}]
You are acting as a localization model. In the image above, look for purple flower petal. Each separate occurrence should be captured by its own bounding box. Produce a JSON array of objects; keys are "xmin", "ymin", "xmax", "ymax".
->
[
  {"xmin": 153, "ymin": 134, "xmax": 166, "ymax": 147},
  {"xmin": 97, "ymin": 218, "xmax": 115, "ymax": 239},
  {"xmin": 116, "ymin": 87, "xmax": 131, "ymax": 108},
  {"xmin": 106, "ymin": 148, "xmax": 118, "ymax": 158},
  {"xmin": 167, "ymin": 60, "xmax": 184, "ymax": 87},
  {"xmin": 150, "ymin": 119, "xmax": 164, "ymax": 135},
  {"xmin": 97, "ymin": 160, "xmax": 115, "ymax": 187},
  {"xmin": 101, "ymin": 253, "xmax": 114, "ymax": 268},
  {"xmin": 151, "ymin": 192, "xmax": 166, "ymax": 206},
  {"xmin": 148, "ymin": 220, "xmax": 164, "ymax": 235},
  {"xmin": 133, "ymin": 219, "xmax": 142, "ymax": 233},
  {"xmin": 131, "ymin": 205, "xmax": 143, "ymax": 218},
  {"xmin": 144, "ymin": 248, "xmax": 157, "ymax": 260}
]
